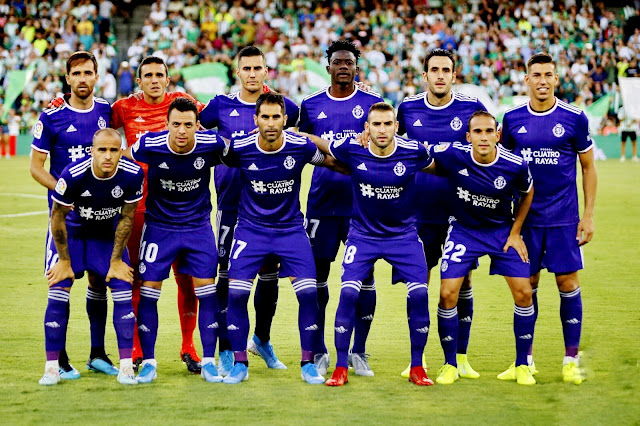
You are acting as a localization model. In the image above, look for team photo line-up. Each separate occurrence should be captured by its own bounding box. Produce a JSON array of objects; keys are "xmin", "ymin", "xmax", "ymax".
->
[{"xmin": 31, "ymin": 40, "xmax": 596, "ymax": 388}]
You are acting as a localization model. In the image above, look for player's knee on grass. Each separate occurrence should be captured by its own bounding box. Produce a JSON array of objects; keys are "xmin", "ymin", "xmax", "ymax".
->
[{"xmin": 506, "ymin": 277, "xmax": 533, "ymax": 306}]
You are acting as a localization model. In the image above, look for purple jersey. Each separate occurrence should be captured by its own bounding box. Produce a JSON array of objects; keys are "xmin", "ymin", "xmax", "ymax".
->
[
  {"xmin": 200, "ymin": 92, "xmax": 299, "ymax": 212},
  {"xmin": 223, "ymin": 130, "xmax": 325, "ymax": 231},
  {"xmin": 329, "ymin": 136, "xmax": 433, "ymax": 238},
  {"xmin": 31, "ymin": 98, "xmax": 112, "ymax": 206},
  {"xmin": 501, "ymin": 98, "xmax": 593, "ymax": 226},
  {"xmin": 430, "ymin": 142, "xmax": 532, "ymax": 228},
  {"xmin": 397, "ymin": 92, "xmax": 486, "ymax": 224},
  {"xmin": 130, "ymin": 129, "xmax": 224, "ymax": 230},
  {"xmin": 51, "ymin": 157, "xmax": 143, "ymax": 237},
  {"xmin": 299, "ymin": 86, "xmax": 382, "ymax": 217}
]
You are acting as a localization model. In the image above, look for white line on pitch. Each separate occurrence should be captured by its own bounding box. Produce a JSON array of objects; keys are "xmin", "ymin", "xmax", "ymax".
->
[
  {"xmin": 0, "ymin": 192, "xmax": 47, "ymax": 200},
  {"xmin": 0, "ymin": 210, "xmax": 49, "ymax": 218}
]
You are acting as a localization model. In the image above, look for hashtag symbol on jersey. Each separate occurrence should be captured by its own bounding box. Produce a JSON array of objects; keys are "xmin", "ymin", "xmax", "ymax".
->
[
  {"xmin": 321, "ymin": 130, "xmax": 335, "ymax": 142},
  {"xmin": 251, "ymin": 180, "xmax": 267, "ymax": 193},
  {"xmin": 79, "ymin": 206, "xmax": 93, "ymax": 219},
  {"xmin": 521, "ymin": 148, "xmax": 533, "ymax": 163},
  {"xmin": 457, "ymin": 187, "xmax": 471, "ymax": 202},
  {"xmin": 360, "ymin": 183, "xmax": 375, "ymax": 198},
  {"xmin": 160, "ymin": 179, "xmax": 175, "ymax": 191},
  {"xmin": 68, "ymin": 145, "xmax": 86, "ymax": 162}
]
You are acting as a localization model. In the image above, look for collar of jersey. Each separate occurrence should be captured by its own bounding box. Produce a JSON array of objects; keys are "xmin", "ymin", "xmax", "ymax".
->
[
  {"xmin": 527, "ymin": 97, "xmax": 558, "ymax": 116},
  {"xmin": 470, "ymin": 144, "xmax": 500, "ymax": 167},
  {"xmin": 325, "ymin": 86, "xmax": 358, "ymax": 101},
  {"xmin": 91, "ymin": 158, "xmax": 118, "ymax": 180},
  {"xmin": 256, "ymin": 132, "xmax": 286, "ymax": 154},
  {"xmin": 167, "ymin": 133, "xmax": 197, "ymax": 155},
  {"xmin": 236, "ymin": 92, "xmax": 256, "ymax": 105},
  {"xmin": 64, "ymin": 98, "xmax": 96, "ymax": 113},
  {"xmin": 423, "ymin": 91, "xmax": 455, "ymax": 110},
  {"xmin": 368, "ymin": 136, "xmax": 397, "ymax": 158}
]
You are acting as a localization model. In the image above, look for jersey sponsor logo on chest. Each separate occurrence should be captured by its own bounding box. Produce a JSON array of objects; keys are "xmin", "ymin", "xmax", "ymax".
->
[
  {"xmin": 359, "ymin": 183, "xmax": 403, "ymax": 200},
  {"xmin": 250, "ymin": 179, "xmax": 294, "ymax": 194},
  {"xmin": 68, "ymin": 145, "xmax": 92, "ymax": 162},
  {"xmin": 456, "ymin": 187, "xmax": 500, "ymax": 208},
  {"xmin": 160, "ymin": 178, "xmax": 201, "ymax": 192},
  {"xmin": 520, "ymin": 147, "xmax": 559, "ymax": 165}
]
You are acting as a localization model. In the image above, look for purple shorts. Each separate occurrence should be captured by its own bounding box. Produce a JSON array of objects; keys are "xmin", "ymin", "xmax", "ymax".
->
[
  {"xmin": 522, "ymin": 224, "xmax": 583, "ymax": 275},
  {"xmin": 440, "ymin": 223, "xmax": 530, "ymax": 279},
  {"xmin": 228, "ymin": 221, "xmax": 315, "ymax": 281},
  {"xmin": 138, "ymin": 222, "xmax": 217, "ymax": 281},
  {"xmin": 305, "ymin": 215, "xmax": 350, "ymax": 261},
  {"xmin": 46, "ymin": 229, "xmax": 131, "ymax": 290},
  {"xmin": 342, "ymin": 231, "xmax": 428, "ymax": 284}
]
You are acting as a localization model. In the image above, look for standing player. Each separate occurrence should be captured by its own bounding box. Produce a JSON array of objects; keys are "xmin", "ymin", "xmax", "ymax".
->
[
  {"xmin": 30, "ymin": 51, "xmax": 113, "ymax": 379},
  {"xmin": 220, "ymin": 92, "xmax": 337, "ymax": 385},
  {"xmin": 298, "ymin": 40, "xmax": 382, "ymax": 376},
  {"xmin": 302, "ymin": 102, "xmax": 434, "ymax": 387},
  {"xmin": 396, "ymin": 49, "xmax": 486, "ymax": 379},
  {"xmin": 111, "ymin": 56, "xmax": 205, "ymax": 373},
  {"xmin": 200, "ymin": 46, "xmax": 299, "ymax": 372},
  {"xmin": 500, "ymin": 53, "xmax": 597, "ymax": 385},
  {"xmin": 426, "ymin": 111, "xmax": 536, "ymax": 386},
  {"xmin": 124, "ymin": 98, "xmax": 225, "ymax": 383},
  {"xmin": 40, "ymin": 129, "xmax": 143, "ymax": 386}
]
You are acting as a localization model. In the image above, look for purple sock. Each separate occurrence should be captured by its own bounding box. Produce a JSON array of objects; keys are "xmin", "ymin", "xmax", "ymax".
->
[
  {"xmin": 352, "ymin": 275, "xmax": 376, "ymax": 354},
  {"xmin": 457, "ymin": 288, "xmax": 473, "ymax": 354},
  {"xmin": 560, "ymin": 287, "xmax": 582, "ymax": 357},
  {"xmin": 227, "ymin": 281, "xmax": 252, "ymax": 352},
  {"xmin": 529, "ymin": 288, "xmax": 538, "ymax": 356},
  {"xmin": 316, "ymin": 282, "xmax": 329, "ymax": 354},
  {"xmin": 45, "ymin": 289, "xmax": 70, "ymax": 361},
  {"xmin": 407, "ymin": 283, "xmax": 429, "ymax": 368},
  {"xmin": 138, "ymin": 287, "xmax": 161, "ymax": 359},
  {"xmin": 86, "ymin": 287, "xmax": 108, "ymax": 350},
  {"xmin": 292, "ymin": 279, "xmax": 319, "ymax": 353},
  {"xmin": 438, "ymin": 305, "xmax": 458, "ymax": 366},
  {"xmin": 112, "ymin": 290, "xmax": 134, "ymax": 360},
  {"xmin": 334, "ymin": 284, "xmax": 359, "ymax": 368},
  {"xmin": 216, "ymin": 270, "xmax": 230, "ymax": 352},
  {"xmin": 514, "ymin": 304, "xmax": 535, "ymax": 366},
  {"xmin": 195, "ymin": 284, "xmax": 218, "ymax": 358}
]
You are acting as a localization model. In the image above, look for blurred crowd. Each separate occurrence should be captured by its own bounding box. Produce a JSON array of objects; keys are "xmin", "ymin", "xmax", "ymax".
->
[{"xmin": 1, "ymin": 0, "xmax": 640, "ymax": 135}]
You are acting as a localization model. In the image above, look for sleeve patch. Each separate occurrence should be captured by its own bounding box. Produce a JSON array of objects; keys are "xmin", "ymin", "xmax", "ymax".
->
[
  {"xmin": 33, "ymin": 120, "xmax": 44, "ymax": 139},
  {"xmin": 433, "ymin": 142, "xmax": 450, "ymax": 153},
  {"xmin": 55, "ymin": 178, "xmax": 67, "ymax": 195}
]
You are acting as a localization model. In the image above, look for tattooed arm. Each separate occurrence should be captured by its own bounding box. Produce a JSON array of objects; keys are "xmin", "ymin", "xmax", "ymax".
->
[
  {"xmin": 45, "ymin": 202, "xmax": 74, "ymax": 287},
  {"xmin": 106, "ymin": 201, "xmax": 138, "ymax": 284}
]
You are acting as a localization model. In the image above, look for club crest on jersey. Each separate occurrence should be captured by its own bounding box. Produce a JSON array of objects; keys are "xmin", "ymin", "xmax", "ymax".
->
[
  {"xmin": 441, "ymin": 260, "xmax": 448, "ymax": 272},
  {"xmin": 434, "ymin": 142, "xmax": 450, "ymax": 153},
  {"xmin": 450, "ymin": 116, "xmax": 463, "ymax": 131},
  {"xmin": 352, "ymin": 105, "xmax": 364, "ymax": 119},
  {"xmin": 111, "ymin": 185, "xmax": 124, "ymax": 198},
  {"xmin": 33, "ymin": 120, "xmax": 44, "ymax": 139},
  {"xmin": 284, "ymin": 155, "xmax": 296, "ymax": 170},
  {"xmin": 139, "ymin": 262, "xmax": 146, "ymax": 274},
  {"xmin": 98, "ymin": 116, "xmax": 107, "ymax": 129},
  {"xmin": 494, "ymin": 176, "xmax": 506, "ymax": 189},
  {"xmin": 394, "ymin": 161, "xmax": 406, "ymax": 176},
  {"xmin": 194, "ymin": 157, "xmax": 205, "ymax": 170},
  {"xmin": 553, "ymin": 123, "xmax": 565, "ymax": 137},
  {"xmin": 55, "ymin": 178, "xmax": 67, "ymax": 195}
]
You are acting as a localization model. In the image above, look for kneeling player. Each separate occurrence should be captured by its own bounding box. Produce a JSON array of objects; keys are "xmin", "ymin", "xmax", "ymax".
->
[
  {"xmin": 221, "ymin": 92, "xmax": 340, "ymax": 385},
  {"xmin": 426, "ymin": 111, "xmax": 536, "ymax": 385},
  {"xmin": 125, "ymin": 98, "xmax": 226, "ymax": 383},
  {"xmin": 40, "ymin": 128, "xmax": 144, "ymax": 386},
  {"xmin": 303, "ymin": 102, "xmax": 435, "ymax": 387}
]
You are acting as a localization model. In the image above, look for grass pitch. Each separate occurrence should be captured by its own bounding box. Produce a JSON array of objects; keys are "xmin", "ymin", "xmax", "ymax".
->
[{"xmin": 0, "ymin": 156, "xmax": 639, "ymax": 425}]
